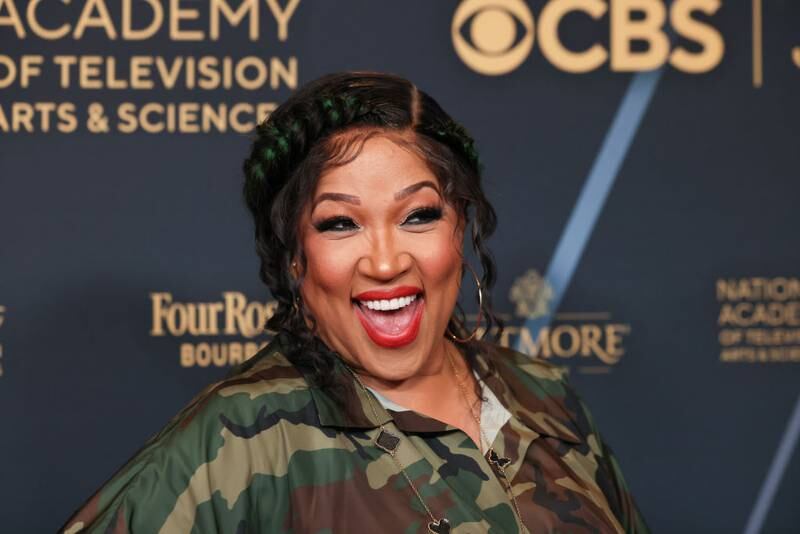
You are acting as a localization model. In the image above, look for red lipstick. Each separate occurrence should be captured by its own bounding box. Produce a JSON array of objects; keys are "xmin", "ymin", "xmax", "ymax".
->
[
  {"xmin": 353, "ymin": 286, "xmax": 421, "ymax": 301},
  {"xmin": 352, "ymin": 286, "xmax": 424, "ymax": 349}
]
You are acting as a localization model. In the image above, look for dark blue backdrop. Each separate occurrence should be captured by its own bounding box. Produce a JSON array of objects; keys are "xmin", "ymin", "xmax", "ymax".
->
[{"xmin": 1, "ymin": 1, "xmax": 798, "ymax": 532}]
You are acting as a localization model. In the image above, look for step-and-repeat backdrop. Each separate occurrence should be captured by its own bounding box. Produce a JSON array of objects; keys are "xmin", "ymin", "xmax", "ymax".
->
[{"xmin": 1, "ymin": 1, "xmax": 798, "ymax": 531}]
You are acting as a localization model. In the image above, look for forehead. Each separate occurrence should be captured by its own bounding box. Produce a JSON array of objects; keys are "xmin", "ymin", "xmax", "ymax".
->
[{"xmin": 315, "ymin": 135, "xmax": 439, "ymax": 196}]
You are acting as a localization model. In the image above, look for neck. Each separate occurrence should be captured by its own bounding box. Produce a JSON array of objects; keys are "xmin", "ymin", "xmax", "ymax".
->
[
  {"xmin": 356, "ymin": 340, "xmax": 476, "ymax": 419},
  {"xmin": 356, "ymin": 338, "xmax": 455, "ymax": 388}
]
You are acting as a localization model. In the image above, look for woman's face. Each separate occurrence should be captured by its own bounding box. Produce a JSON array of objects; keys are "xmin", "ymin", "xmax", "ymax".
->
[{"xmin": 298, "ymin": 134, "xmax": 464, "ymax": 382}]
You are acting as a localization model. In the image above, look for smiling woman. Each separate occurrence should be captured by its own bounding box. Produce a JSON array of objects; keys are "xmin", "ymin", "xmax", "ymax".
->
[
  {"xmin": 61, "ymin": 72, "xmax": 649, "ymax": 534},
  {"xmin": 300, "ymin": 135, "xmax": 465, "ymax": 378}
]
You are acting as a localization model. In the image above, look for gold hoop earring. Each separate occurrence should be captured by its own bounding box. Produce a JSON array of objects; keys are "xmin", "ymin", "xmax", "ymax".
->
[{"xmin": 446, "ymin": 262, "xmax": 484, "ymax": 343}]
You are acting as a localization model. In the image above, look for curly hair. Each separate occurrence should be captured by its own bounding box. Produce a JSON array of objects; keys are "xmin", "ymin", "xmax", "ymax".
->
[{"xmin": 242, "ymin": 71, "xmax": 503, "ymax": 397}]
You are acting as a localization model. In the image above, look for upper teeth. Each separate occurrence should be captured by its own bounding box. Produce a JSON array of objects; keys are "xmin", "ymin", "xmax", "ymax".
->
[{"xmin": 361, "ymin": 295, "xmax": 417, "ymax": 311}]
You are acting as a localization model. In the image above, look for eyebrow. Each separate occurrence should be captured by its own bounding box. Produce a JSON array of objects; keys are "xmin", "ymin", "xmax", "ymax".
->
[
  {"xmin": 312, "ymin": 180, "xmax": 442, "ymax": 211},
  {"xmin": 394, "ymin": 180, "xmax": 441, "ymax": 201},
  {"xmin": 312, "ymin": 192, "xmax": 361, "ymax": 209}
]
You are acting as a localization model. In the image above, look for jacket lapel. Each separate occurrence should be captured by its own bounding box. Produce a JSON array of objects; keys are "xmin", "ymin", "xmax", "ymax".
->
[{"xmin": 308, "ymin": 354, "xmax": 392, "ymax": 429}]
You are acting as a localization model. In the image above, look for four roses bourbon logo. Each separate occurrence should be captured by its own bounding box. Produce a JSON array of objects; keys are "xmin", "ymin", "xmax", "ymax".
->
[{"xmin": 149, "ymin": 292, "xmax": 274, "ymax": 368}]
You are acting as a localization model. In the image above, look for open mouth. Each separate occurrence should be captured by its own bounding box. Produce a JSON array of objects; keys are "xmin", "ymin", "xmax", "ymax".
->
[{"xmin": 352, "ymin": 291, "xmax": 425, "ymax": 348}]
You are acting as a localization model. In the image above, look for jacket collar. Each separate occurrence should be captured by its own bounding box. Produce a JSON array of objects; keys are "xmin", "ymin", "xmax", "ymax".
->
[
  {"xmin": 477, "ymin": 342, "xmax": 583, "ymax": 444},
  {"xmin": 308, "ymin": 353, "xmax": 394, "ymax": 429},
  {"xmin": 302, "ymin": 336, "xmax": 581, "ymax": 443},
  {"xmin": 306, "ymin": 352, "xmax": 459, "ymax": 433}
]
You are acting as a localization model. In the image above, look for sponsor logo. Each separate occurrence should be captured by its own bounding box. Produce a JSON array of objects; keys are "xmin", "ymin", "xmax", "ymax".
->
[
  {"xmin": 470, "ymin": 269, "xmax": 631, "ymax": 374},
  {"xmin": 509, "ymin": 268, "xmax": 553, "ymax": 320},
  {"xmin": 452, "ymin": 0, "xmax": 725, "ymax": 76},
  {"xmin": 717, "ymin": 277, "xmax": 800, "ymax": 363},
  {"xmin": 150, "ymin": 292, "xmax": 274, "ymax": 368},
  {"xmin": 452, "ymin": 0, "xmax": 535, "ymax": 76}
]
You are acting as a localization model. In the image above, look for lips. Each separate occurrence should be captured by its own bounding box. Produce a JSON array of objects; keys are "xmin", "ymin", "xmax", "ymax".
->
[{"xmin": 353, "ymin": 286, "xmax": 424, "ymax": 348}]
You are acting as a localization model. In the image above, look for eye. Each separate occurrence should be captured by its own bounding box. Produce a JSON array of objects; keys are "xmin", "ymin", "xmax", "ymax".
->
[
  {"xmin": 402, "ymin": 206, "xmax": 443, "ymax": 226},
  {"xmin": 451, "ymin": 0, "xmax": 534, "ymax": 76},
  {"xmin": 313, "ymin": 216, "xmax": 359, "ymax": 233}
]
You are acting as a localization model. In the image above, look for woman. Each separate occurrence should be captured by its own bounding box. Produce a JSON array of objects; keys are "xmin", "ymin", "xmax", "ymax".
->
[{"xmin": 62, "ymin": 72, "xmax": 648, "ymax": 533}]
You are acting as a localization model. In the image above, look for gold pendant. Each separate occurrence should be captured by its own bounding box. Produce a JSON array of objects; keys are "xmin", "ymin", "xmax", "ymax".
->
[
  {"xmin": 487, "ymin": 448, "xmax": 511, "ymax": 471},
  {"xmin": 428, "ymin": 518, "xmax": 451, "ymax": 533}
]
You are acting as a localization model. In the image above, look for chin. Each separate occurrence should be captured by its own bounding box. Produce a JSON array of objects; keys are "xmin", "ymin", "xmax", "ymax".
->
[{"xmin": 361, "ymin": 337, "xmax": 436, "ymax": 381}]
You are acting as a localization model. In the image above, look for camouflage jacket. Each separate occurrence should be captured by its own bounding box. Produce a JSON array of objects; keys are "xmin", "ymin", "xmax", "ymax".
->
[{"xmin": 62, "ymin": 334, "xmax": 649, "ymax": 533}]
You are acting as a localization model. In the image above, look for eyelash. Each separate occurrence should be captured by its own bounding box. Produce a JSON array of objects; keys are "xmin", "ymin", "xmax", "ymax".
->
[
  {"xmin": 313, "ymin": 205, "xmax": 443, "ymax": 233},
  {"xmin": 314, "ymin": 216, "xmax": 357, "ymax": 233},
  {"xmin": 403, "ymin": 206, "xmax": 443, "ymax": 226}
]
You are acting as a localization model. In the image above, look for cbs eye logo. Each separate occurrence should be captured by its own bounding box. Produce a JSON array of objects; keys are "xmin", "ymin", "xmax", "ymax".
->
[{"xmin": 452, "ymin": 0, "xmax": 534, "ymax": 76}]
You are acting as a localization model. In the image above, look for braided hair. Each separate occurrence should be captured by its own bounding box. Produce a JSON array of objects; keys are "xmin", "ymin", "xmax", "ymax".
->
[{"xmin": 242, "ymin": 71, "xmax": 503, "ymax": 394}]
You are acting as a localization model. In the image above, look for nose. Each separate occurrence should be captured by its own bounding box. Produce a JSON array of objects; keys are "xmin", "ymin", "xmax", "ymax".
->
[{"xmin": 357, "ymin": 228, "xmax": 413, "ymax": 282}]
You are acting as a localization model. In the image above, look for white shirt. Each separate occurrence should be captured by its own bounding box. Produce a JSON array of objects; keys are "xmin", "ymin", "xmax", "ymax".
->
[{"xmin": 366, "ymin": 371, "xmax": 512, "ymax": 452}]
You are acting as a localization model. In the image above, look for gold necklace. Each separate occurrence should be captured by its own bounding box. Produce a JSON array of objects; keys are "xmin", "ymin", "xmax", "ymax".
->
[
  {"xmin": 445, "ymin": 346, "xmax": 531, "ymax": 534},
  {"xmin": 349, "ymin": 348, "xmax": 531, "ymax": 534},
  {"xmin": 350, "ymin": 369, "xmax": 452, "ymax": 534}
]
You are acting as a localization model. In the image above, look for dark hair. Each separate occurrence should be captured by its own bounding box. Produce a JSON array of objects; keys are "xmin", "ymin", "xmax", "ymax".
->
[{"xmin": 242, "ymin": 71, "xmax": 503, "ymax": 395}]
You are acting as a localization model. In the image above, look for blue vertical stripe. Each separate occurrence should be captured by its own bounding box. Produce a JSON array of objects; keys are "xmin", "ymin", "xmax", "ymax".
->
[
  {"xmin": 516, "ymin": 68, "xmax": 665, "ymax": 350},
  {"xmin": 744, "ymin": 394, "xmax": 800, "ymax": 534}
]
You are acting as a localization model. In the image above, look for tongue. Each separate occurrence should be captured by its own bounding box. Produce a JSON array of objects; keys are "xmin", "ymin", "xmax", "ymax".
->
[{"xmin": 359, "ymin": 299, "xmax": 419, "ymax": 335}]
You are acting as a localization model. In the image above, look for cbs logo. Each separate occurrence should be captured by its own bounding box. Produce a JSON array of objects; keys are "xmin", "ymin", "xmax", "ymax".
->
[
  {"xmin": 452, "ymin": 0, "xmax": 724, "ymax": 76},
  {"xmin": 452, "ymin": 0, "xmax": 535, "ymax": 76}
]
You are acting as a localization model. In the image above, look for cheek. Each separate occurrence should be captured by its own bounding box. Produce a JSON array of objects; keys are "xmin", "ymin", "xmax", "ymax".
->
[
  {"xmin": 301, "ymin": 235, "xmax": 357, "ymax": 308},
  {"xmin": 412, "ymin": 229, "xmax": 463, "ymax": 295}
]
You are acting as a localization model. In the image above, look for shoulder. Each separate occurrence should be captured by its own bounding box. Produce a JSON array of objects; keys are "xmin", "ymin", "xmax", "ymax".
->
[
  {"xmin": 478, "ymin": 340, "xmax": 571, "ymax": 396},
  {"xmin": 476, "ymin": 340, "xmax": 591, "ymax": 442},
  {"xmin": 145, "ymin": 335, "xmax": 313, "ymax": 442},
  {"xmin": 195, "ymin": 335, "xmax": 312, "ymax": 421},
  {"xmin": 475, "ymin": 342, "xmax": 649, "ymax": 531},
  {"xmin": 61, "ymin": 335, "xmax": 313, "ymax": 533}
]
